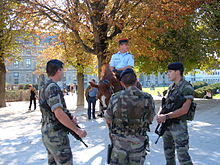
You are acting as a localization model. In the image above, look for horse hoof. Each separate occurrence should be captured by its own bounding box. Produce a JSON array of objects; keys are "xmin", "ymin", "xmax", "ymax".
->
[{"xmin": 97, "ymin": 113, "xmax": 103, "ymax": 117}]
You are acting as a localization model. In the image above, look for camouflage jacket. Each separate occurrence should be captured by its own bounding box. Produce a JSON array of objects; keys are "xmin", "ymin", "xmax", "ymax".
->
[
  {"xmin": 164, "ymin": 78, "xmax": 194, "ymax": 119},
  {"xmin": 39, "ymin": 79, "xmax": 72, "ymax": 132},
  {"xmin": 105, "ymin": 86, "xmax": 155, "ymax": 144}
]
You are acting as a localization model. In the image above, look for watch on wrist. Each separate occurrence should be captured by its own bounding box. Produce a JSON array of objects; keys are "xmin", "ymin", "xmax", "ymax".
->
[{"xmin": 166, "ymin": 114, "xmax": 170, "ymax": 120}]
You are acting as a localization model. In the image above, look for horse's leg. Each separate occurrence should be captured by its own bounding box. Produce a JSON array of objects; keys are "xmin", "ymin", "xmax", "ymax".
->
[{"xmin": 98, "ymin": 101, "xmax": 104, "ymax": 117}]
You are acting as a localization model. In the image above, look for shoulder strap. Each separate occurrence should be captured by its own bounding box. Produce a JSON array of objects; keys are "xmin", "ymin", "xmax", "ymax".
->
[
  {"xmin": 166, "ymin": 83, "xmax": 175, "ymax": 98},
  {"xmin": 177, "ymin": 80, "xmax": 192, "ymax": 97},
  {"xmin": 179, "ymin": 80, "xmax": 189, "ymax": 91}
]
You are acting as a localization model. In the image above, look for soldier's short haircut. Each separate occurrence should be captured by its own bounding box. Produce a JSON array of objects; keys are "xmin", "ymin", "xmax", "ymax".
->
[
  {"xmin": 121, "ymin": 72, "xmax": 137, "ymax": 86},
  {"xmin": 46, "ymin": 59, "xmax": 64, "ymax": 77}
]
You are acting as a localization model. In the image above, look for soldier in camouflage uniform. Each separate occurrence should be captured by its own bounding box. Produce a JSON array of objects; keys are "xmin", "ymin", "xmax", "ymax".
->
[
  {"xmin": 157, "ymin": 62, "xmax": 194, "ymax": 165},
  {"xmin": 39, "ymin": 59, "xmax": 87, "ymax": 165},
  {"xmin": 105, "ymin": 68, "xmax": 155, "ymax": 165}
]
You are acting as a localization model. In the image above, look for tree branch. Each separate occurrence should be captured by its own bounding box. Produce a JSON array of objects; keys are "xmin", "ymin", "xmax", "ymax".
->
[
  {"xmin": 119, "ymin": 0, "xmax": 142, "ymax": 20},
  {"xmin": 84, "ymin": 0, "xmax": 98, "ymax": 30},
  {"xmin": 107, "ymin": 25, "xmax": 122, "ymax": 40},
  {"xmin": 71, "ymin": 29, "xmax": 96, "ymax": 54},
  {"xmin": 38, "ymin": 9, "xmax": 60, "ymax": 23},
  {"xmin": 108, "ymin": 0, "xmax": 123, "ymax": 19}
]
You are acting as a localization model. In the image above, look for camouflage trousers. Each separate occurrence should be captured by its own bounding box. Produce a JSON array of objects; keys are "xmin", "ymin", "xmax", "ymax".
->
[
  {"xmin": 110, "ymin": 137, "xmax": 146, "ymax": 165},
  {"xmin": 42, "ymin": 128, "xmax": 73, "ymax": 165},
  {"xmin": 163, "ymin": 120, "xmax": 193, "ymax": 165}
]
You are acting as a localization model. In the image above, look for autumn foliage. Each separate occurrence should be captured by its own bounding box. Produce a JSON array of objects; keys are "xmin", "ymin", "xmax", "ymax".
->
[{"xmin": 16, "ymin": 0, "xmax": 214, "ymax": 74}]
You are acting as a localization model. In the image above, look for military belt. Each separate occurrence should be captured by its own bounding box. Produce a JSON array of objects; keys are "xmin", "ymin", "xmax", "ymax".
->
[{"xmin": 112, "ymin": 129, "xmax": 147, "ymax": 136}]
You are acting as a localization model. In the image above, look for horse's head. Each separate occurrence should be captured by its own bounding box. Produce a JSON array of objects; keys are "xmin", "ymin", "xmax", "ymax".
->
[
  {"xmin": 100, "ymin": 64, "xmax": 112, "ymax": 79},
  {"xmin": 100, "ymin": 64, "xmax": 123, "ymax": 92}
]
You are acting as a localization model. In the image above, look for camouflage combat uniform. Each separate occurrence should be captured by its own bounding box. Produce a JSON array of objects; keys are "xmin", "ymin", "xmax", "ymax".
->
[
  {"xmin": 163, "ymin": 78, "xmax": 194, "ymax": 165},
  {"xmin": 105, "ymin": 86, "xmax": 155, "ymax": 165},
  {"xmin": 39, "ymin": 79, "xmax": 73, "ymax": 165}
]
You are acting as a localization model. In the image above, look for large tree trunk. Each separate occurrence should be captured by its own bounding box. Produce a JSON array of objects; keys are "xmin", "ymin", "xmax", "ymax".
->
[
  {"xmin": 76, "ymin": 71, "xmax": 84, "ymax": 107},
  {"xmin": 0, "ymin": 56, "xmax": 6, "ymax": 107}
]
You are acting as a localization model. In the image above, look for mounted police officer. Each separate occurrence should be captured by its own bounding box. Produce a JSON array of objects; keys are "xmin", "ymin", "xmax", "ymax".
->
[
  {"xmin": 39, "ymin": 59, "xmax": 87, "ymax": 165},
  {"xmin": 110, "ymin": 39, "xmax": 134, "ymax": 79},
  {"xmin": 157, "ymin": 62, "xmax": 195, "ymax": 165},
  {"xmin": 105, "ymin": 68, "xmax": 155, "ymax": 165}
]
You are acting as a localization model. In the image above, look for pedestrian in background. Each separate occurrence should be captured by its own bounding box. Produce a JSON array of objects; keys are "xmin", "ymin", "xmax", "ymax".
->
[
  {"xmin": 85, "ymin": 79, "xmax": 98, "ymax": 120},
  {"xmin": 28, "ymin": 84, "xmax": 37, "ymax": 111}
]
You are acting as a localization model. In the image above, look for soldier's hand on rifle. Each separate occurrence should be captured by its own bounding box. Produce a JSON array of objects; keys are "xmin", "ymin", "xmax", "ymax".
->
[
  {"xmin": 157, "ymin": 114, "xmax": 166, "ymax": 123},
  {"xmin": 76, "ymin": 129, "xmax": 87, "ymax": 138}
]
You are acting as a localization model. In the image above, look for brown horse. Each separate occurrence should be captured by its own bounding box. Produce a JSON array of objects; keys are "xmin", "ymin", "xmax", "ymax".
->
[
  {"xmin": 90, "ymin": 64, "xmax": 122, "ymax": 111},
  {"xmin": 90, "ymin": 64, "xmax": 142, "ymax": 116}
]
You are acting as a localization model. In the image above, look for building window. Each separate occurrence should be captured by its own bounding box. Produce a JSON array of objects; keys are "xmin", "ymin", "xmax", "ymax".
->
[
  {"xmin": 27, "ymin": 50, "xmax": 31, "ymax": 55},
  {"xmin": 9, "ymin": 75, "xmax": 12, "ymax": 82},
  {"xmin": 14, "ymin": 72, "xmax": 19, "ymax": 84},
  {"xmin": 14, "ymin": 61, "xmax": 19, "ymax": 68},
  {"xmin": 14, "ymin": 72, "xmax": 19, "ymax": 78},
  {"xmin": 25, "ymin": 73, "xmax": 32, "ymax": 83},
  {"xmin": 26, "ymin": 59, "xmax": 31, "ymax": 68},
  {"xmin": 23, "ymin": 49, "xmax": 31, "ymax": 55},
  {"xmin": 14, "ymin": 79, "xmax": 19, "ymax": 84}
]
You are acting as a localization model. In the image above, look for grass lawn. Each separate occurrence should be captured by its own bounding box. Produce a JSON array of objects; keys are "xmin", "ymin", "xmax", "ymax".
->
[
  {"xmin": 143, "ymin": 87, "xmax": 220, "ymax": 98},
  {"xmin": 143, "ymin": 87, "xmax": 168, "ymax": 96},
  {"xmin": 213, "ymin": 93, "xmax": 220, "ymax": 99}
]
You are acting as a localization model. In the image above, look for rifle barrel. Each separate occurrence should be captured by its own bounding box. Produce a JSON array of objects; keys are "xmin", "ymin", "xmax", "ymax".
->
[
  {"xmin": 155, "ymin": 136, "xmax": 160, "ymax": 144},
  {"xmin": 80, "ymin": 139, "xmax": 88, "ymax": 147}
]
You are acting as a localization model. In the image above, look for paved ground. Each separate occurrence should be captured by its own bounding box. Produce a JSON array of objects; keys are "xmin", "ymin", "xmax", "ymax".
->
[{"xmin": 0, "ymin": 94, "xmax": 220, "ymax": 165}]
